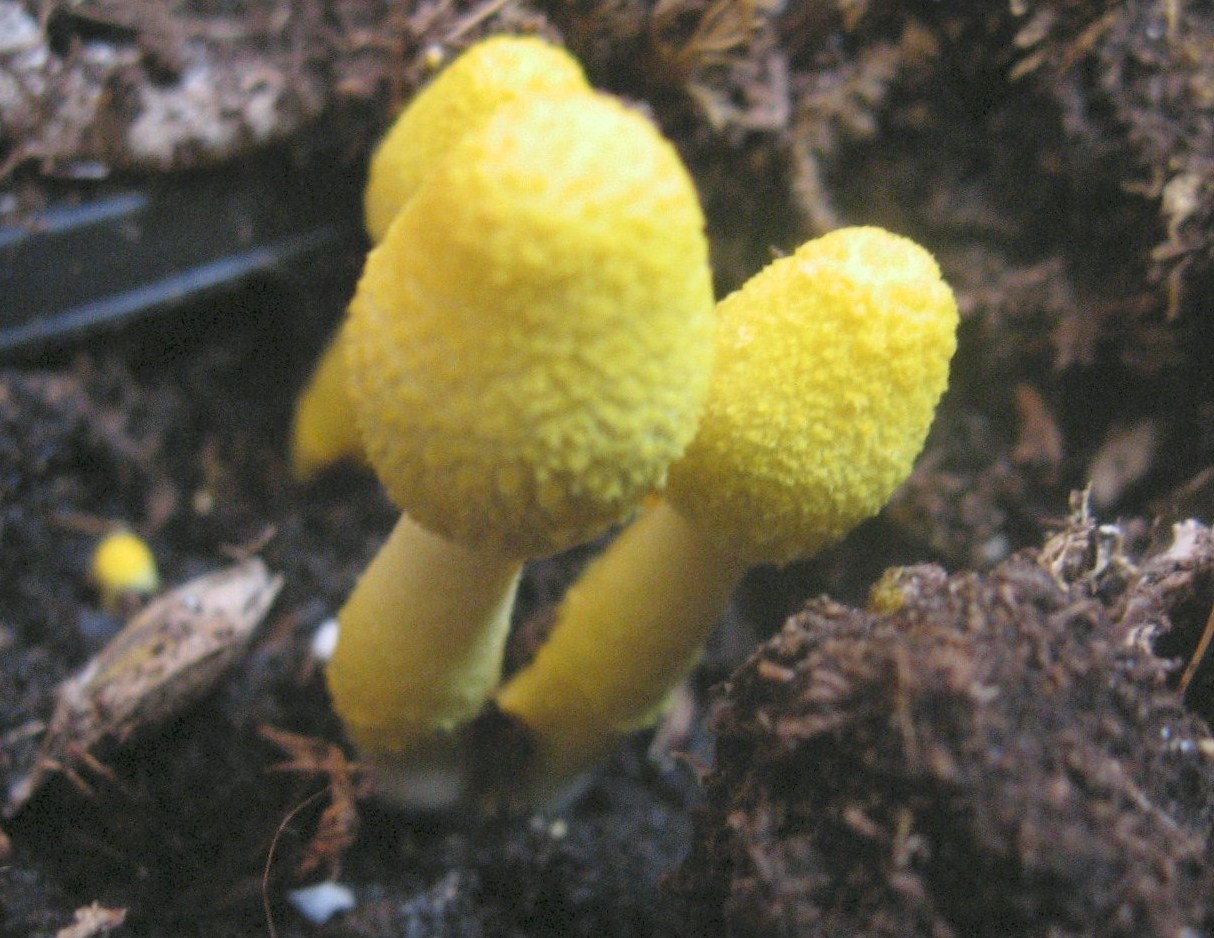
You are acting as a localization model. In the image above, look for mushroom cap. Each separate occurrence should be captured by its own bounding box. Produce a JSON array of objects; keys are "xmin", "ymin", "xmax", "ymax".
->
[
  {"xmin": 346, "ymin": 92, "xmax": 715, "ymax": 557},
  {"xmin": 667, "ymin": 226, "xmax": 958, "ymax": 564},
  {"xmin": 91, "ymin": 530, "xmax": 159, "ymax": 601},
  {"xmin": 363, "ymin": 35, "xmax": 589, "ymax": 243}
]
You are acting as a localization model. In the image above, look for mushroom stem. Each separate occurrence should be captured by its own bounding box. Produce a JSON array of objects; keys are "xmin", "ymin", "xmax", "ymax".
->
[
  {"xmin": 495, "ymin": 500, "xmax": 746, "ymax": 797},
  {"xmin": 327, "ymin": 512, "xmax": 521, "ymax": 755}
]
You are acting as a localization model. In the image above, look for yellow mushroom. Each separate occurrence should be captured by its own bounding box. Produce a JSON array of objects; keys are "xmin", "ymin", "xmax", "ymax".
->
[
  {"xmin": 362, "ymin": 35, "xmax": 589, "ymax": 244},
  {"xmin": 290, "ymin": 36, "xmax": 590, "ymax": 478},
  {"xmin": 325, "ymin": 91, "xmax": 715, "ymax": 806},
  {"xmin": 90, "ymin": 530, "xmax": 160, "ymax": 613},
  {"xmin": 495, "ymin": 226, "xmax": 959, "ymax": 803}
]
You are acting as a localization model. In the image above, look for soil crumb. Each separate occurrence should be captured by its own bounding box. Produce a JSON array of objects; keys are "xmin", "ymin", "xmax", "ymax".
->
[{"xmin": 672, "ymin": 505, "xmax": 1214, "ymax": 937}]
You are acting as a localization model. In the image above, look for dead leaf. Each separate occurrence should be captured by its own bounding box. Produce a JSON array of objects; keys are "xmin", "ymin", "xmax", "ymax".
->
[
  {"xmin": 1012, "ymin": 383, "xmax": 1064, "ymax": 477},
  {"xmin": 1088, "ymin": 421, "xmax": 1157, "ymax": 510},
  {"xmin": 53, "ymin": 902, "xmax": 126, "ymax": 938},
  {"xmin": 261, "ymin": 726, "xmax": 365, "ymax": 880},
  {"xmin": 5, "ymin": 558, "xmax": 283, "ymax": 816}
]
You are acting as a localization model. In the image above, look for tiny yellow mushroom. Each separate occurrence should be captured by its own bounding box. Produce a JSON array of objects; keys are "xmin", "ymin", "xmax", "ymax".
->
[
  {"xmin": 90, "ymin": 530, "xmax": 160, "ymax": 612},
  {"xmin": 290, "ymin": 35, "xmax": 590, "ymax": 479},
  {"xmin": 325, "ymin": 91, "xmax": 715, "ymax": 807},
  {"xmin": 495, "ymin": 226, "xmax": 960, "ymax": 803}
]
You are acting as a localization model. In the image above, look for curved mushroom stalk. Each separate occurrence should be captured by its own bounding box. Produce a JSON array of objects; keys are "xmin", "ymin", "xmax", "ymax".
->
[{"xmin": 495, "ymin": 501, "xmax": 746, "ymax": 803}]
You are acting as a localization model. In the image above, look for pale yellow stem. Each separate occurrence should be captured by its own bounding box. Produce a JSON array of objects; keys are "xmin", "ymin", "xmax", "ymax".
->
[
  {"xmin": 495, "ymin": 500, "xmax": 747, "ymax": 798},
  {"xmin": 327, "ymin": 513, "xmax": 521, "ymax": 757}
]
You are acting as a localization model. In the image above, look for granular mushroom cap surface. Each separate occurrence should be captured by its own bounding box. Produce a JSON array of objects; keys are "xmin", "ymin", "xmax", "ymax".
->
[
  {"xmin": 346, "ymin": 93, "xmax": 715, "ymax": 557},
  {"xmin": 362, "ymin": 35, "xmax": 590, "ymax": 242},
  {"xmin": 668, "ymin": 227, "xmax": 958, "ymax": 564}
]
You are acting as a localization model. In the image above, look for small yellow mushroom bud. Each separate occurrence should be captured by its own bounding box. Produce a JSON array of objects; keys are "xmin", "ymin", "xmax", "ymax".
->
[{"xmin": 90, "ymin": 530, "xmax": 160, "ymax": 612}]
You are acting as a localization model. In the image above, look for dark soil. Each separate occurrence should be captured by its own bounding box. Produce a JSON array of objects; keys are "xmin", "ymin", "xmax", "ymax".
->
[
  {"xmin": 2, "ymin": 0, "xmax": 1214, "ymax": 936},
  {"xmin": 0, "ymin": 297, "xmax": 704, "ymax": 938},
  {"xmin": 672, "ymin": 513, "xmax": 1214, "ymax": 936}
]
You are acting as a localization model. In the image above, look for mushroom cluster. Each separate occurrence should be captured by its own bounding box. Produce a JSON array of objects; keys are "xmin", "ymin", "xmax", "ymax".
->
[
  {"xmin": 296, "ymin": 36, "xmax": 959, "ymax": 809},
  {"xmin": 310, "ymin": 37, "xmax": 715, "ymax": 806}
]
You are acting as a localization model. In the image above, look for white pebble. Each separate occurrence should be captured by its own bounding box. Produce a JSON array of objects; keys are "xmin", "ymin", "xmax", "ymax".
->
[
  {"xmin": 311, "ymin": 618, "xmax": 340, "ymax": 663},
  {"xmin": 287, "ymin": 880, "xmax": 356, "ymax": 924}
]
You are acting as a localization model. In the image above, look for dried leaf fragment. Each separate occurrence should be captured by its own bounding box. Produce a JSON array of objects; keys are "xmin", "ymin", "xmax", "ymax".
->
[
  {"xmin": 5, "ymin": 558, "xmax": 283, "ymax": 815},
  {"xmin": 1011, "ymin": 383, "xmax": 1064, "ymax": 475},
  {"xmin": 53, "ymin": 903, "xmax": 126, "ymax": 938},
  {"xmin": 261, "ymin": 726, "xmax": 365, "ymax": 880},
  {"xmin": 1088, "ymin": 420, "xmax": 1157, "ymax": 510}
]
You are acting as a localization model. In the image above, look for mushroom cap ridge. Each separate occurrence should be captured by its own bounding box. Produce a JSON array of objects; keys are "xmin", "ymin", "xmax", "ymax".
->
[
  {"xmin": 346, "ymin": 93, "xmax": 715, "ymax": 557},
  {"xmin": 364, "ymin": 35, "xmax": 589, "ymax": 243},
  {"xmin": 667, "ymin": 226, "xmax": 958, "ymax": 565}
]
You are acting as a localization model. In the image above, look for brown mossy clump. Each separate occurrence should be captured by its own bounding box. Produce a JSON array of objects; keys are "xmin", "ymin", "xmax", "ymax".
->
[
  {"xmin": 776, "ymin": 1, "xmax": 1214, "ymax": 566},
  {"xmin": 672, "ymin": 510, "xmax": 1214, "ymax": 937}
]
